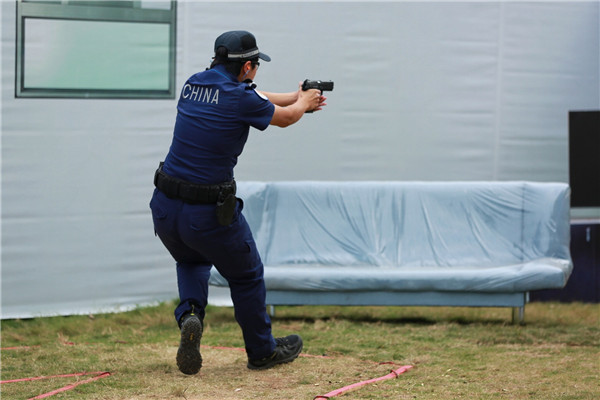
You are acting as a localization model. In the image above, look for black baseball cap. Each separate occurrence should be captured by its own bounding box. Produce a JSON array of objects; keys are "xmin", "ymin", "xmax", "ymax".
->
[{"xmin": 214, "ymin": 30, "xmax": 271, "ymax": 62}]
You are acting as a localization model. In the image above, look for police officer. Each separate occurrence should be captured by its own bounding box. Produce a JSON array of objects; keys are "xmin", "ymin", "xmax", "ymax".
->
[{"xmin": 150, "ymin": 30, "xmax": 326, "ymax": 374}]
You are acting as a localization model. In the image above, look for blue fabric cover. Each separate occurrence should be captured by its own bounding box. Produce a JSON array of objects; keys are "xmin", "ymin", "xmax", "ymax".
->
[{"xmin": 209, "ymin": 181, "xmax": 572, "ymax": 293}]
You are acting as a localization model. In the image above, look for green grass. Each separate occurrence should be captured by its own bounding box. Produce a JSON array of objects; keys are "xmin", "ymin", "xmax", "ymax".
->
[{"xmin": 1, "ymin": 302, "xmax": 599, "ymax": 399}]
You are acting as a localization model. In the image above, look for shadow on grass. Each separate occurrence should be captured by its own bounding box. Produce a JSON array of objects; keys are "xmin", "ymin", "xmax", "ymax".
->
[
  {"xmin": 266, "ymin": 307, "xmax": 513, "ymax": 326},
  {"xmin": 277, "ymin": 314, "xmax": 511, "ymax": 326},
  {"xmin": 205, "ymin": 304, "xmax": 532, "ymax": 327}
]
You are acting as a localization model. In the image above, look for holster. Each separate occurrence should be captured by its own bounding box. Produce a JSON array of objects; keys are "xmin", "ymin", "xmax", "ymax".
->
[{"xmin": 215, "ymin": 192, "xmax": 237, "ymax": 226}]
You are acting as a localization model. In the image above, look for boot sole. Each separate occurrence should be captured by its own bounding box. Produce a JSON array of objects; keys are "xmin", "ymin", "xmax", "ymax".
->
[{"xmin": 176, "ymin": 317, "xmax": 203, "ymax": 375}]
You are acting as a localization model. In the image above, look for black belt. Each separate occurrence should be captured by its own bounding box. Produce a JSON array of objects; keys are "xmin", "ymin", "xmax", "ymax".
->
[{"xmin": 154, "ymin": 163, "xmax": 236, "ymax": 204}]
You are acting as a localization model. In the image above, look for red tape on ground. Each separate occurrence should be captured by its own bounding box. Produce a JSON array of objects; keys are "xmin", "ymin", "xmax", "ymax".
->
[
  {"xmin": 28, "ymin": 372, "xmax": 111, "ymax": 400},
  {"xmin": 1, "ymin": 345, "xmax": 41, "ymax": 350},
  {"xmin": 1, "ymin": 371, "xmax": 108, "ymax": 384},
  {"xmin": 1, "ymin": 371, "xmax": 111, "ymax": 399},
  {"xmin": 314, "ymin": 365, "xmax": 413, "ymax": 399}
]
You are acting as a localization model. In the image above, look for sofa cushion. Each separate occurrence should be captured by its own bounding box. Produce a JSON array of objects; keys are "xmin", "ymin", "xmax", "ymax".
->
[{"xmin": 209, "ymin": 257, "xmax": 570, "ymax": 292}]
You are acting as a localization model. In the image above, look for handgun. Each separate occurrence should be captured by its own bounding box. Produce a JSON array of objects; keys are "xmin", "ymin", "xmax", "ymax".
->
[
  {"xmin": 302, "ymin": 79, "xmax": 334, "ymax": 93},
  {"xmin": 302, "ymin": 79, "xmax": 334, "ymax": 113}
]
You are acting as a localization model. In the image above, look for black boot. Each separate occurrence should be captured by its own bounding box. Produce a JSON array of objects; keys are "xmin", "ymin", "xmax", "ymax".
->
[
  {"xmin": 176, "ymin": 312, "xmax": 203, "ymax": 375},
  {"xmin": 247, "ymin": 334, "xmax": 303, "ymax": 370}
]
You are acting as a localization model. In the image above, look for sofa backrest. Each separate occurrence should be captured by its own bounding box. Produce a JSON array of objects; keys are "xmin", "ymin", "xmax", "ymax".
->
[{"xmin": 237, "ymin": 181, "xmax": 571, "ymax": 268}]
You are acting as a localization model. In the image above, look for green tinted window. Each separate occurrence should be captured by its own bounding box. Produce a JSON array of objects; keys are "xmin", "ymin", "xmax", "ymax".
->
[{"xmin": 16, "ymin": 0, "xmax": 176, "ymax": 98}]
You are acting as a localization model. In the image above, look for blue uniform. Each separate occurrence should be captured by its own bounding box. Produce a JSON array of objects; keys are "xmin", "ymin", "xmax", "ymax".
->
[
  {"xmin": 164, "ymin": 65, "xmax": 273, "ymax": 183},
  {"xmin": 150, "ymin": 64, "xmax": 276, "ymax": 359}
]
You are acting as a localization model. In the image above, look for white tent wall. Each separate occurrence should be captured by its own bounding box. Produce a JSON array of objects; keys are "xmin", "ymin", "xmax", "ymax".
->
[{"xmin": 1, "ymin": 1, "xmax": 599, "ymax": 319}]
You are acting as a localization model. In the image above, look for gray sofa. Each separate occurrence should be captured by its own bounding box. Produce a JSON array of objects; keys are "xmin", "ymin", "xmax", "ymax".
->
[{"xmin": 209, "ymin": 181, "xmax": 572, "ymax": 323}]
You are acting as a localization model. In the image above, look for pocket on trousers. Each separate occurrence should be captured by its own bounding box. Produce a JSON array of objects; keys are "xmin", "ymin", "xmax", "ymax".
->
[
  {"xmin": 150, "ymin": 196, "xmax": 168, "ymax": 236},
  {"xmin": 241, "ymin": 240, "xmax": 253, "ymax": 254},
  {"xmin": 219, "ymin": 239, "xmax": 253, "ymax": 255},
  {"xmin": 150, "ymin": 201, "xmax": 167, "ymax": 220}
]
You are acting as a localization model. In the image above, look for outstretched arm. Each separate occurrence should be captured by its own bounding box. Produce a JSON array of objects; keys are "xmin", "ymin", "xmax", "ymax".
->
[
  {"xmin": 259, "ymin": 82, "xmax": 327, "ymax": 109},
  {"xmin": 258, "ymin": 91, "xmax": 298, "ymax": 107},
  {"xmin": 268, "ymin": 84, "xmax": 325, "ymax": 127}
]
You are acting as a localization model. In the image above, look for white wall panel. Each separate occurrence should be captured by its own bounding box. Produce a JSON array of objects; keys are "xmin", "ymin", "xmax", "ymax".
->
[{"xmin": 1, "ymin": 1, "xmax": 598, "ymax": 318}]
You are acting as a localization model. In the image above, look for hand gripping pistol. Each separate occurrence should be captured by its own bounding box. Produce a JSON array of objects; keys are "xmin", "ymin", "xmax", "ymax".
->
[{"xmin": 302, "ymin": 79, "xmax": 334, "ymax": 113}]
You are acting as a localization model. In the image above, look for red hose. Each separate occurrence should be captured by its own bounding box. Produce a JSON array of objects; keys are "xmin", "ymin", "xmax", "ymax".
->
[{"xmin": 314, "ymin": 365, "xmax": 413, "ymax": 399}]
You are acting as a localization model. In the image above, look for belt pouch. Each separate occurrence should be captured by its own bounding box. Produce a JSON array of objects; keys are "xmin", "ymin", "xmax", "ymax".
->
[{"xmin": 216, "ymin": 193, "xmax": 236, "ymax": 226}]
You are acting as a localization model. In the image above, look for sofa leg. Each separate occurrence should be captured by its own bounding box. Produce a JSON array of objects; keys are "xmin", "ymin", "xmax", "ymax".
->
[{"xmin": 512, "ymin": 306, "xmax": 525, "ymax": 324}]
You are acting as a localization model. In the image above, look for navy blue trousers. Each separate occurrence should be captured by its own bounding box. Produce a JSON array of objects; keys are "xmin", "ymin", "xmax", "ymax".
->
[{"xmin": 150, "ymin": 188, "xmax": 276, "ymax": 360}]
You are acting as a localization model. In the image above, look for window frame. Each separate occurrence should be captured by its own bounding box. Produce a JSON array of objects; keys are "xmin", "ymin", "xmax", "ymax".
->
[{"xmin": 15, "ymin": 0, "xmax": 177, "ymax": 99}]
